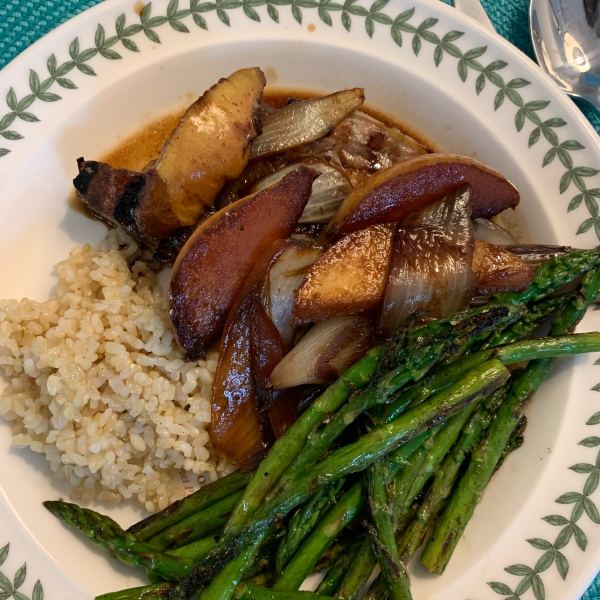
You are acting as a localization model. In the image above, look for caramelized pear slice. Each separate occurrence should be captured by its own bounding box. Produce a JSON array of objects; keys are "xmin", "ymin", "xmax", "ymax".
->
[
  {"xmin": 326, "ymin": 154, "xmax": 520, "ymax": 237},
  {"xmin": 473, "ymin": 239, "xmax": 534, "ymax": 295},
  {"xmin": 155, "ymin": 67, "xmax": 266, "ymax": 227},
  {"xmin": 292, "ymin": 223, "xmax": 396, "ymax": 325},
  {"xmin": 212, "ymin": 240, "xmax": 316, "ymax": 468},
  {"xmin": 211, "ymin": 242, "xmax": 286, "ymax": 471},
  {"xmin": 212, "ymin": 290, "xmax": 272, "ymax": 472},
  {"xmin": 170, "ymin": 166, "xmax": 315, "ymax": 360}
]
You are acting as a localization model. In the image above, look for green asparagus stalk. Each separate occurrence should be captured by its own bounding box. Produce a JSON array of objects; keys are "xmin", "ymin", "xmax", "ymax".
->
[
  {"xmin": 387, "ymin": 429, "xmax": 435, "ymax": 469},
  {"xmin": 225, "ymin": 345, "xmax": 386, "ymax": 537},
  {"xmin": 276, "ymin": 481, "xmax": 344, "ymax": 573},
  {"xmin": 148, "ymin": 491, "xmax": 243, "ymax": 550},
  {"xmin": 387, "ymin": 352, "xmax": 492, "ymax": 421},
  {"xmin": 348, "ymin": 426, "xmax": 450, "ymax": 600},
  {"xmin": 421, "ymin": 267, "xmax": 600, "ymax": 574},
  {"xmin": 129, "ymin": 471, "xmax": 252, "ymax": 541},
  {"xmin": 242, "ymin": 573, "xmax": 277, "ymax": 588},
  {"xmin": 495, "ymin": 417, "xmax": 526, "ymax": 472},
  {"xmin": 252, "ymin": 361, "xmax": 509, "ymax": 530},
  {"xmin": 420, "ymin": 359, "xmax": 554, "ymax": 574},
  {"xmin": 389, "ymin": 429, "xmax": 441, "ymax": 530},
  {"xmin": 96, "ymin": 583, "xmax": 175, "ymax": 600},
  {"xmin": 97, "ymin": 578, "xmax": 336, "ymax": 600},
  {"xmin": 315, "ymin": 539, "xmax": 362, "ymax": 596},
  {"xmin": 443, "ymin": 248, "xmax": 600, "ymax": 361},
  {"xmin": 234, "ymin": 583, "xmax": 333, "ymax": 600},
  {"xmin": 96, "ymin": 580, "xmax": 335, "ymax": 600},
  {"xmin": 244, "ymin": 546, "xmax": 278, "ymax": 581},
  {"xmin": 396, "ymin": 384, "xmax": 509, "ymax": 563},
  {"xmin": 273, "ymin": 483, "xmax": 365, "ymax": 591},
  {"xmin": 387, "ymin": 295, "xmax": 571, "ymax": 421},
  {"xmin": 363, "ymin": 572, "xmax": 388, "ymax": 600},
  {"xmin": 420, "ymin": 268, "xmax": 600, "ymax": 574},
  {"xmin": 493, "ymin": 332, "xmax": 600, "ymax": 362},
  {"xmin": 397, "ymin": 401, "xmax": 489, "ymax": 521},
  {"xmin": 333, "ymin": 537, "xmax": 375, "ymax": 600},
  {"xmin": 314, "ymin": 535, "xmax": 357, "ymax": 572},
  {"xmin": 98, "ymin": 538, "xmax": 334, "ymax": 600},
  {"xmin": 173, "ymin": 360, "xmax": 510, "ymax": 600},
  {"xmin": 493, "ymin": 247, "xmax": 600, "ymax": 306},
  {"xmin": 201, "ymin": 537, "xmax": 264, "ymax": 600},
  {"xmin": 330, "ymin": 433, "xmax": 432, "ymax": 600},
  {"xmin": 167, "ymin": 535, "xmax": 219, "ymax": 562},
  {"xmin": 315, "ymin": 560, "xmax": 348, "ymax": 596},
  {"xmin": 388, "ymin": 331, "xmax": 600, "ymax": 421},
  {"xmin": 551, "ymin": 265, "xmax": 600, "ymax": 334},
  {"xmin": 43, "ymin": 501, "xmax": 193, "ymax": 581},
  {"xmin": 366, "ymin": 460, "xmax": 412, "ymax": 600},
  {"xmin": 271, "ymin": 304, "xmax": 524, "ymax": 497},
  {"xmin": 481, "ymin": 295, "xmax": 571, "ymax": 349}
]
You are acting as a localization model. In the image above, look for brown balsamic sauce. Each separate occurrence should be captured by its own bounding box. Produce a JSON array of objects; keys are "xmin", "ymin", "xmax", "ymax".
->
[
  {"xmin": 263, "ymin": 88, "xmax": 437, "ymax": 152},
  {"xmin": 102, "ymin": 111, "xmax": 183, "ymax": 171},
  {"xmin": 100, "ymin": 88, "xmax": 436, "ymax": 172}
]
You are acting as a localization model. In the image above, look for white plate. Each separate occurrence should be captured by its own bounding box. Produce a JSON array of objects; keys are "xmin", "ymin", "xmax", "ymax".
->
[{"xmin": 1, "ymin": 1, "xmax": 600, "ymax": 599}]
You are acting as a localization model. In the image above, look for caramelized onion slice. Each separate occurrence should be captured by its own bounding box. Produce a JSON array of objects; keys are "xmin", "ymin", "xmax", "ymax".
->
[
  {"xmin": 473, "ymin": 218, "xmax": 518, "ymax": 245},
  {"xmin": 380, "ymin": 184, "xmax": 476, "ymax": 338},
  {"xmin": 265, "ymin": 242, "xmax": 323, "ymax": 347},
  {"xmin": 251, "ymin": 89, "xmax": 365, "ymax": 159},
  {"xmin": 405, "ymin": 183, "xmax": 475, "ymax": 246},
  {"xmin": 270, "ymin": 316, "xmax": 374, "ymax": 389},
  {"xmin": 299, "ymin": 166, "xmax": 353, "ymax": 223},
  {"xmin": 252, "ymin": 160, "xmax": 353, "ymax": 224}
]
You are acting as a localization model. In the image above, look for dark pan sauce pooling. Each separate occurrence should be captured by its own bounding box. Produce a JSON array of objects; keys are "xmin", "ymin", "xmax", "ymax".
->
[{"xmin": 101, "ymin": 89, "xmax": 437, "ymax": 173}]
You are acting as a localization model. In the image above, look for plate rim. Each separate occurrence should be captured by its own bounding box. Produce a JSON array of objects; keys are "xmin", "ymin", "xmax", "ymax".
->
[{"xmin": 2, "ymin": 1, "xmax": 600, "ymax": 599}]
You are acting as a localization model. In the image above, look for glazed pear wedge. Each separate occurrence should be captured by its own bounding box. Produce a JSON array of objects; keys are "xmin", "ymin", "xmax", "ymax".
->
[
  {"xmin": 325, "ymin": 154, "xmax": 520, "ymax": 237},
  {"xmin": 156, "ymin": 67, "xmax": 266, "ymax": 228},
  {"xmin": 472, "ymin": 239, "xmax": 533, "ymax": 295},
  {"xmin": 170, "ymin": 166, "xmax": 316, "ymax": 360},
  {"xmin": 211, "ymin": 243, "xmax": 286, "ymax": 472},
  {"xmin": 293, "ymin": 223, "xmax": 396, "ymax": 325},
  {"xmin": 293, "ymin": 225, "xmax": 533, "ymax": 325},
  {"xmin": 75, "ymin": 68, "xmax": 266, "ymax": 244},
  {"xmin": 212, "ymin": 240, "xmax": 322, "ymax": 470}
]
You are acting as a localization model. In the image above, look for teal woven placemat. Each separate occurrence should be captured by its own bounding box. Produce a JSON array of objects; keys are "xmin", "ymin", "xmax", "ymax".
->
[{"xmin": 0, "ymin": 1, "xmax": 599, "ymax": 599}]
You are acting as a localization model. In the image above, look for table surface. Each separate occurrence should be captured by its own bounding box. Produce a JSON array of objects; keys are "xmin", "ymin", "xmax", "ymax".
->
[{"xmin": 1, "ymin": 0, "xmax": 599, "ymax": 598}]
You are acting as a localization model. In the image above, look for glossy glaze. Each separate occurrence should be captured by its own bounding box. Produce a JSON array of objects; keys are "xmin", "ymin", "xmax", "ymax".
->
[
  {"xmin": 472, "ymin": 239, "xmax": 534, "ymax": 295},
  {"xmin": 293, "ymin": 223, "xmax": 396, "ymax": 324},
  {"xmin": 156, "ymin": 67, "xmax": 265, "ymax": 226},
  {"xmin": 326, "ymin": 154, "xmax": 520, "ymax": 237},
  {"xmin": 169, "ymin": 166, "xmax": 314, "ymax": 359}
]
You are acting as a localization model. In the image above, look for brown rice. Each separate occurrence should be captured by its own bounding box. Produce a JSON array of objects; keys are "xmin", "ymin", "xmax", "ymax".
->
[{"xmin": 0, "ymin": 228, "xmax": 235, "ymax": 512}]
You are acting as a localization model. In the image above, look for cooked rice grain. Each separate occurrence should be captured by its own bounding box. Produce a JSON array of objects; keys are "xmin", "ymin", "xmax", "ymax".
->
[{"xmin": 0, "ymin": 229, "xmax": 235, "ymax": 511}]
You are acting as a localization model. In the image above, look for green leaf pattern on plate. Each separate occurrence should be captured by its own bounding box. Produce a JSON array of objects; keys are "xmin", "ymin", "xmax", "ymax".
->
[
  {"xmin": 0, "ymin": 0, "xmax": 600, "ymax": 239},
  {"xmin": 0, "ymin": 0, "xmax": 598, "ymax": 239},
  {"xmin": 0, "ymin": 544, "xmax": 43, "ymax": 600},
  {"xmin": 488, "ymin": 404, "xmax": 600, "ymax": 600},
  {"xmin": 2, "ymin": 3, "xmax": 600, "ymax": 599}
]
